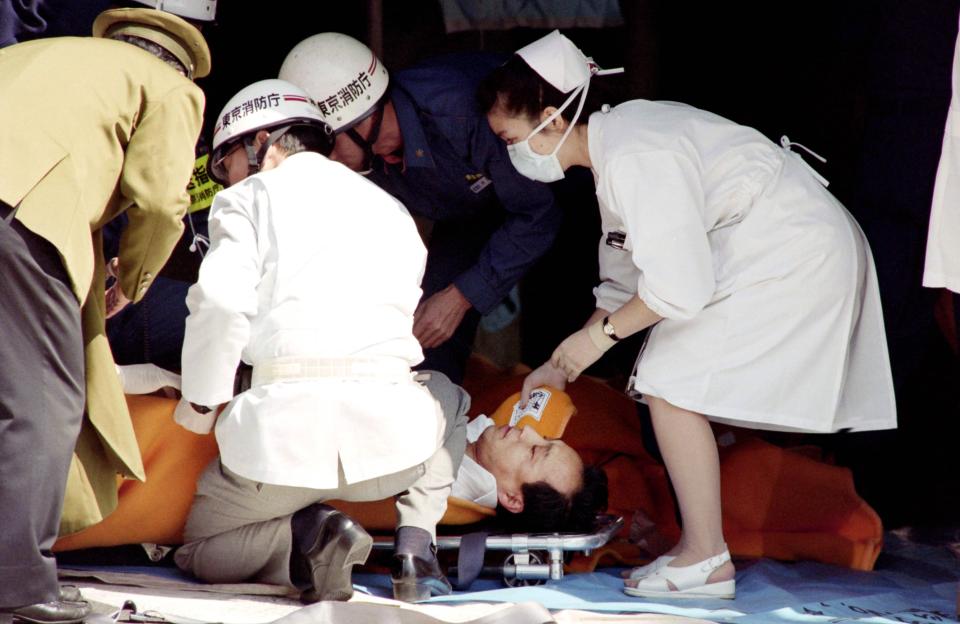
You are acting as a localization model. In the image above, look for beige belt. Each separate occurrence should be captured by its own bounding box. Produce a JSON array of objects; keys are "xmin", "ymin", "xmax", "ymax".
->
[{"xmin": 251, "ymin": 356, "xmax": 413, "ymax": 387}]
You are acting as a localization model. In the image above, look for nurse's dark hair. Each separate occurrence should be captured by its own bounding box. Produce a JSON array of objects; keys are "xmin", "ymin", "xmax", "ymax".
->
[
  {"xmin": 494, "ymin": 464, "xmax": 608, "ymax": 533},
  {"xmin": 477, "ymin": 55, "xmax": 602, "ymax": 125}
]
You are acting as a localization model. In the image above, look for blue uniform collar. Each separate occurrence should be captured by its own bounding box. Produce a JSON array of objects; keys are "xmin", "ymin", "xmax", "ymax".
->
[{"xmin": 390, "ymin": 86, "xmax": 436, "ymax": 169}]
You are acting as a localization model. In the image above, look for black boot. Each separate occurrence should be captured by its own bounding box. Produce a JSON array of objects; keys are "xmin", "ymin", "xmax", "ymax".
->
[
  {"xmin": 391, "ymin": 526, "xmax": 452, "ymax": 602},
  {"xmin": 1, "ymin": 599, "xmax": 90, "ymax": 624},
  {"xmin": 289, "ymin": 503, "xmax": 373, "ymax": 603}
]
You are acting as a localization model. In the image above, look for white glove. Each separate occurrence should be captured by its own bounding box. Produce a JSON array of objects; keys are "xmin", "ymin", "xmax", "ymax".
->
[
  {"xmin": 116, "ymin": 364, "xmax": 182, "ymax": 395},
  {"xmin": 174, "ymin": 397, "xmax": 217, "ymax": 434}
]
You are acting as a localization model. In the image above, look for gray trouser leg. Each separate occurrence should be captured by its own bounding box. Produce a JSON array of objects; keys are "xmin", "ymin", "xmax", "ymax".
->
[
  {"xmin": 394, "ymin": 372, "xmax": 470, "ymax": 542},
  {"xmin": 0, "ymin": 213, "xmax": 84, "ymax": 608},
  {"xmin": 175, "ymin": 372, "xmax": 470, "ymax": 587},
  {"xmin": 175, "ymin": 459, "xmax": 425, "ymax": 587}
]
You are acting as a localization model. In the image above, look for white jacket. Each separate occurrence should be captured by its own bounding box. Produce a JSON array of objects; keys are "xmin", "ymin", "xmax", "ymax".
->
[
  {"xmin": 182, "ymin": 152, "xmax": 442, "ymax": 488},
  {"xmin": 590, "ymin": 101, "xmax": 895, "ymax": 433},
  {"xmin": 924, "ymin": 21, "xmax": 960, "ymax": 294}
]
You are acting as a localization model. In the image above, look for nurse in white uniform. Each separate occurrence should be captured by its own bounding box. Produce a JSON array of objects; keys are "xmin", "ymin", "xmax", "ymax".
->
[
  {"xmin": 479, "ymin": 31, "xmax": 897, "ymax": 600},
  {"xmin": 924, "ymin": 16, "xmax": 960, "ymax": 294}
]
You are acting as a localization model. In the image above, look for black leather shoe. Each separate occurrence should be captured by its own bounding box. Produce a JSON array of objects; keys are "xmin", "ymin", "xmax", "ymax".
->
[
  {"xmin": 2, "ymin": 599, "xmax": 91, "ymax": 624},
  {"xmin": 391, "ymin": 552, "xmax": 453, "ymax": 602},
  {"xmin": 290, "ymin": 504, "xmax": 373, "ymax": 603}
]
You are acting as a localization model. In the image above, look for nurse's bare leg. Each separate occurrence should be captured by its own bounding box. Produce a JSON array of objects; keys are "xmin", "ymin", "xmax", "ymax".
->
[{"xmin": 625, "ymin": 396, "xmax": 733, "ymax": 587}]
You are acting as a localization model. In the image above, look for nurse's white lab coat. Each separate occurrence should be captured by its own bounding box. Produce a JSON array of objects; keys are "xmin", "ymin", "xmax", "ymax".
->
[
  {"xmin": 181, "ymin": 152, "xmax": 443, "ymax": 489},
  {"xmin": 924, "ymin": 21, "xmax": 960, "ymax": 294},
  {"xmin": 590, "ymin": 101, "xmax": 896, "ymax": 433}
]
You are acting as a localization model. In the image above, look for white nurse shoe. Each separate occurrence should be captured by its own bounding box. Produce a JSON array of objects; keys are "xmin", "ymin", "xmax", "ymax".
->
[
  {"xmin": 624, "ymin": 554, "xmax": 676, "ymax": 580},
  {"xmin": 623, "ymin": 549, "xmax": 735, "ymax": 600}
]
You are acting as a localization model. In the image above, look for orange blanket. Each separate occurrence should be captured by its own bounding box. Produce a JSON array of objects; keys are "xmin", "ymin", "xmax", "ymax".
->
[
  {"xmin": 54, "ymin": 394, "xmax": 219, "ymax": 550},
  {"xmin": 54, "ymin": 361, "xmax": 883, "ymax": 571},
  {"xmin": 461, "ymin": 357, "xmax": 883, "ymax": 572}
]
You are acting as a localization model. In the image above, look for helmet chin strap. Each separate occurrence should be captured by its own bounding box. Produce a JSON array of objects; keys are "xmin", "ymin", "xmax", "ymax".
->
[
  {"xmin": 256, "ymin": 125, "xmax": 294, "ymax": 168},
  {"xmin": 242, "ymin": 125, "xmax": 294, "ymax": 177},
  {"xmin": 242, "ymin": 138, "xmax": 260, "ymax": 179},
  {"xmin": 344, "ymin": 104, "xmax": 384, "ymax": 173}
]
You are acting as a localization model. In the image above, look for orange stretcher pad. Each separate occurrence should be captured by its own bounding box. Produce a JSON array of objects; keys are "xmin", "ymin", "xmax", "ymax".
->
[{"xmin": 54, "ymin": 360, "xmax": 883, "ymax": 572}]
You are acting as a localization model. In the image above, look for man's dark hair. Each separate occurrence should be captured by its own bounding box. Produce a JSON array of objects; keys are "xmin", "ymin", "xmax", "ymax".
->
[
  {"xmin": 273, "ymin": 124, "xmax": 335, "ymax": 158},
  {"xmin": 494, "ymin": 465, "xmax": 608, "ymax": 534},
  {"xmin": 110, "ymin": 34, "xmax": 187, "ymax": 77}
]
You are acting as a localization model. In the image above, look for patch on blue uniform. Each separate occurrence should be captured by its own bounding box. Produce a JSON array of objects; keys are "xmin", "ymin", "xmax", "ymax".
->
[{"xmin": 469, "ymin": 175, "xmax": 492, "ymax": 194}]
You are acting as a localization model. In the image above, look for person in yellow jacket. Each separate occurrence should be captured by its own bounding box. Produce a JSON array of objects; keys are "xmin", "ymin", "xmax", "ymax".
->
[{"xmin": 0, "ymin": 8, "xmax": 208, "ymax": 623}]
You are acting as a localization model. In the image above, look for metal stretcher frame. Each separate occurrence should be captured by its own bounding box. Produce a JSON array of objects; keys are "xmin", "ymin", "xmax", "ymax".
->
[{"xmin": 371, "ymin": 514, "xmax": 624, "ymax": 585}]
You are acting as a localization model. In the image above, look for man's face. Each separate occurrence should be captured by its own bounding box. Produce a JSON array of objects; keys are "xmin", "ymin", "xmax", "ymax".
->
[
  {"xmin": 218, "ymin": 142, "xmax": 250, "ymax": 186},
  {"xmin": 475, "ymin": 424, "xmax": 583, "ymax": 510},
  {"xmin": 327, "ymin": 117, "xmax": 373, "ymax": 171}
]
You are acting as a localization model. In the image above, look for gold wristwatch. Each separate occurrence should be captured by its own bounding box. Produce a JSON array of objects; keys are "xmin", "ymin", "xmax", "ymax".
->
[{"xmin": 601, "ymin": 316, "xmax": 622, "ymax": 342}]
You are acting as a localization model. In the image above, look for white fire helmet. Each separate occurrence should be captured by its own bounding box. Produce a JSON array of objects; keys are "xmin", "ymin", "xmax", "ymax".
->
[
  {"xmin": 209, "ymin": 79, "xmax": 330, "ymax": 184},
  {"xmin": 278, "ymin": 32, "xmax": 389, "ymax": 132},
  {"xmin": 130, "ymin": 0, "xmax": 216, "ymax": 22}
]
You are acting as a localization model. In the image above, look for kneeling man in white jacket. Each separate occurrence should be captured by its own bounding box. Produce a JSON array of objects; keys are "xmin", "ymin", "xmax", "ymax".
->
[{"xmin": 173, "ymin": 79, "xmax": 463, "ymax": 603}]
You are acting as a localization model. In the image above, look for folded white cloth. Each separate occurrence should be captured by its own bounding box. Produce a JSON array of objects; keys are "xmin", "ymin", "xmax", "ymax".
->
[
  {"xmin": 173, "ymin": 397, "xmax": 217, "ymax": 435},
  {"xmin": 116, "ymin": 363, "xmax": 181, "ymax": 395}
]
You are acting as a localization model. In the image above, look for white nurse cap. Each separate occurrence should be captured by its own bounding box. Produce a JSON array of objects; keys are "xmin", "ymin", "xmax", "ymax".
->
[{"xmin": 516, "ymin": 30, "xmax": 623, "ymax": 94}]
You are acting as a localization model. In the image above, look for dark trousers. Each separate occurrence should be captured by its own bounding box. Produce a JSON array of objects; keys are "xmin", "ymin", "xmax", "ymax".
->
[
  {"xmin": 0, "ymin": 204, "xmax": 84, "ymax": 608},
  {"xmin": 107, "ymin": 276, "xmax": 190, "ymax": 372}
]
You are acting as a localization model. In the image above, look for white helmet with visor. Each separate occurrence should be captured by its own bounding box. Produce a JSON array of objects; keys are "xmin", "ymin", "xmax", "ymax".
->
[
  {"xmin": 209, "ymin": 78, "xmax": 331, "ymax": 185},
  {"xmin": 278, "ymin": 32, "xmax": 388, "ymax": 132},
  {"xmin": 279, "ymin": 33, "xmax": 391, "ymax": 172}
]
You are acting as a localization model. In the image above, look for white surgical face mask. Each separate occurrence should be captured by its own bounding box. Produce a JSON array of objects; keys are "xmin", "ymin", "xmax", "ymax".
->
[{"xmin": 507, "ymin": 78, "xmax": 591, "ymax": 183}]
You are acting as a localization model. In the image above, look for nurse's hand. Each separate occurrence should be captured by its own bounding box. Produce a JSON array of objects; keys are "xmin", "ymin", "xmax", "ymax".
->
[
  {"xmin": 520, "ymin": 361, "xmax": 568, "ymax": 407},
  {"xmin": 414, "ymin": 284, "xmax": 472, "ymax": 349},
  {"xmin": 551, "ymin": 328, "xmax": 603, "ymax": 383}
]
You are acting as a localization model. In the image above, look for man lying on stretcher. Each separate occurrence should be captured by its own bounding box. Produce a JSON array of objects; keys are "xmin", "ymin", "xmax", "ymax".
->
[{"xmin": 118, "ymin": 363, "xmax": 607, "ymax": 603}]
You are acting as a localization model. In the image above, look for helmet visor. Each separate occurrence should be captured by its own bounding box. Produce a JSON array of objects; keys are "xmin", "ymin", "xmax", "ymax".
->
[{"xmin": 209, "ymin": 140, "xmax": 243, "ymax": 185}]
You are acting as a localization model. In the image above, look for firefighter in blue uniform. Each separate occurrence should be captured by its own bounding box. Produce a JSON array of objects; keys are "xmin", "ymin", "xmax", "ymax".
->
[{"xmin": 279, "ymin": 33, "xmax": 561, "ymax": 383}]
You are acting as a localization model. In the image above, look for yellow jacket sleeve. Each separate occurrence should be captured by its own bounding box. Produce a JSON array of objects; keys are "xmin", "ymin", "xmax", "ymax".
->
[{"xmin": 118, "ymin": 82, "xmax": 205, "ymax": 302}]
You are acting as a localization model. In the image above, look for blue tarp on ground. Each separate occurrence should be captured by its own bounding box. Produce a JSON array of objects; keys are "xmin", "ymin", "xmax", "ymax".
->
[
  {"xmin": 354, "ymin": 531, "xmax": 960, "ymax": 622},
  {"xmin": 63, "ymin": 531, "xmax": 960, "ymax": 623}
]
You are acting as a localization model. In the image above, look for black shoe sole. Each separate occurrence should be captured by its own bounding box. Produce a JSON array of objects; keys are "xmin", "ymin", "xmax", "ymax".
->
[
  {"xmin": 9, "ymin": 613, "xmax": 88, "ymax": 624},
  {"xmin": 300, "ymin": 513, "xmax": 373, "ymax": 603},
  {"xmin": 392, "ymin": 574, "xmax": 452, "ymax": 602},
  {"xmin": 11, "ymin": 617, "xmax": 85, "ymax": 624},
  {"xmin": 392, "ymin": 579, "xmax": 430, "ymax": 603},
  {"xmin": 3, "ymin": 601, "xmax": 90, "ymax": 624}
]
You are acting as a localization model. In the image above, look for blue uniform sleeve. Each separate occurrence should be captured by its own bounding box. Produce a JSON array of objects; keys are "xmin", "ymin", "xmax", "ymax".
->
[
  {"xmin": 444, "ymin": 118, "xmax": 562, "ymax": 314},
  {"xmin": 395, "ymin": 53, "xmax": 562, "ymax": 314},
  {"xmin": 452, "ymin": 118, "xmax": 562, "ymax": 314},
  {"xmin": 394, "ymin": 54, "xmax": 562, "ymax": 314}
]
